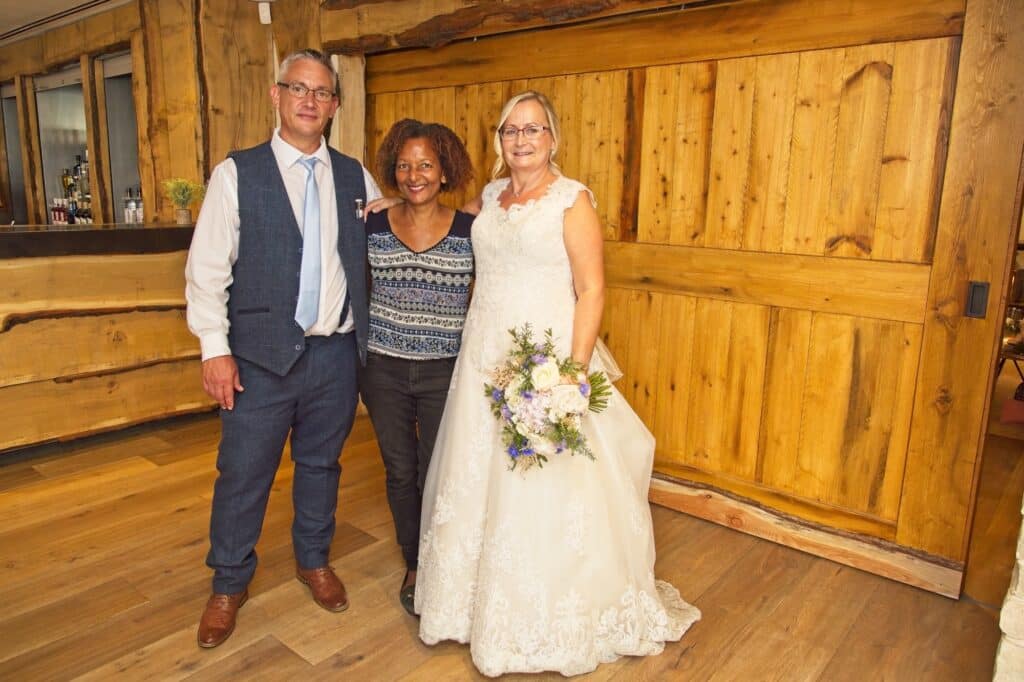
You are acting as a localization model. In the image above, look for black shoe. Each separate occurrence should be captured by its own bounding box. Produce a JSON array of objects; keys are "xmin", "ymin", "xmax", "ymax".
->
[{"xmin": 400, "ymin": 571, "xmax": 416, "ymax": 616}]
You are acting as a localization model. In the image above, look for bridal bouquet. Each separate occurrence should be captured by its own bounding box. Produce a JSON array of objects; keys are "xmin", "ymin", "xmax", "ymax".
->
[{"xmin": 484, "ymin": 325, "xmax": 611, "ymax": 471}]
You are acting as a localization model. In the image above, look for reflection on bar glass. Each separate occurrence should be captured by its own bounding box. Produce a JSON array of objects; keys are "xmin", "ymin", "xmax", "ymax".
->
[
  {"xmin": 36, "ymin": 71, "xmax": 89, "ymax": 225},
  {"xmin": 103, "ymin": 53, "xmax": 142, "ymax": 224}
]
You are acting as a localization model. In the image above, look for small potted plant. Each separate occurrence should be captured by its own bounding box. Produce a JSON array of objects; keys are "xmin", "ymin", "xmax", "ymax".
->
[{"xmin": 162, "ymin": 178, "xmax": 206, "ymax": 224}]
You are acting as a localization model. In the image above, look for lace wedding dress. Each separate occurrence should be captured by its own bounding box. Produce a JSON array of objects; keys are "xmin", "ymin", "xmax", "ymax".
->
[{"xmin": 415, "ymin": 175, "xmax": 701, "ymax": 677}]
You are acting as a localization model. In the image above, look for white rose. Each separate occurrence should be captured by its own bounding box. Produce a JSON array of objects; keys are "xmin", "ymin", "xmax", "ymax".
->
[
  {"xmin": 507, "ymin": 375, "xmax": 524, "ymax": 395},
  {"xmin": 533, "ymin": 438, "xmax": 557, "ymax": 457},
  {"xmin": 549, "ymin": 383, "xmax": 589, "ymax": 417},
  {"xmin": 506, "ymin": 389, "xmax": 525, "ymax": 411},
  {"xmin": 530, "ymin": 361, "xmax": 561, "ymax": 390}
]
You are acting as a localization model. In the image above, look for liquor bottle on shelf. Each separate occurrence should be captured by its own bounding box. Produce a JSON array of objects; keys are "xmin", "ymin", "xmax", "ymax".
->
[
  {"xmin": 66, "ymin": 198, "xmax": 78, "ymax": 225},
  {"xmin": 61, "ymin": 168, "xmax": 74, "ymax": 198},
  {"xmin": 78, "ymin": 197, "xmax": 91, "ymax": 224},
  {"xmin": 79, "ymin": 150, "xmax": 91, "ymax": 196},
  {"xmin": 135, "ymin": 188, "xmax": 144, "ymax": 224},
  {"xmin": 124, "ymin": 189, "xmax": 136, "ymax": 224}
]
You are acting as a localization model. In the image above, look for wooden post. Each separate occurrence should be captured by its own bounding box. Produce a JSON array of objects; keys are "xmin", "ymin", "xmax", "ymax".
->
[
  {"xmin": 131, "ymin": 29, "xmax": 157, "ymax": 225},
  {"xmin": 14, "ymin": 75, "xmax": 46, "ymax": 226},
  {"xmin": 81, "ymin": 54, "xmax": 112, "ymax": 224},
  {"xmin": 0, "ymin": 93, "xmax": 10, "ymax": 220},
  {"xmin": 92, "ymin": 59, "xmax": 115, "ymax": 224},
  {"xmin": 332, "ymin": 54, "xmax": 366, "ymax": 161},
  {"xmin": 896, "ymin": 0, "xmax": 1024, "ymax": 562}
]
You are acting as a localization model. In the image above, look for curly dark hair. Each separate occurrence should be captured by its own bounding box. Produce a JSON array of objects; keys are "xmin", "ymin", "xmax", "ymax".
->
[{"xmin": 375, "ymin": 118, "xmax": 474, "ymax": 194}]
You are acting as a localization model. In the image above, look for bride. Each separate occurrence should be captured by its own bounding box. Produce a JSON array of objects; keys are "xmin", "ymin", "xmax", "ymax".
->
[{"xmin": 414, "ymin": 91, "xmax": 700, "ymax": 677}]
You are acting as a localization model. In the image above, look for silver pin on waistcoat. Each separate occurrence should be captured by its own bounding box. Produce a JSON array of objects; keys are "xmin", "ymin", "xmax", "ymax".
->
[{"xmin": 354, "ymin": 198, "xmax": 365, "ymax": 219}]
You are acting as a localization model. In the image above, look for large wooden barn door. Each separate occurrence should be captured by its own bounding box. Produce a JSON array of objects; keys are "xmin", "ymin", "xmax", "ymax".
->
[{"xmin": 362, "ymin": 0, "xmax": 1024, "ymax": 596}]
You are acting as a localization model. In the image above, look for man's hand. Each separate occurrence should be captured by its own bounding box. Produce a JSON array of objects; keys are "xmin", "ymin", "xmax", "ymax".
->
[
  {"xmin": 202, "ymin": 355, "xmax": 243, "ymax": 410},
  {"xmin": 364, "ymin": 196, "xmax": 403, "ymax": 219}
]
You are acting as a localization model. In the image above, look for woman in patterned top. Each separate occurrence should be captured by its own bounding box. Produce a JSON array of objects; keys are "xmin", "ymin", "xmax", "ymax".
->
[{"xmin": 359, "ymin": 119, "xmax": 474, "ymax": 615}]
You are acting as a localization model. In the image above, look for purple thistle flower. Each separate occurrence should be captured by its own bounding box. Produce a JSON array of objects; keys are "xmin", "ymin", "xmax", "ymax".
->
[
  {"xmin": 491, "ymin": 388, "xmax": 504, "ymax": 402},
  {"xmin": 579, "ymin": 383, "xmax": 591, "ymax": 397},
  {"xmin": 507, "ymin": 445, "xmax": 519, "ymax": 458},
  {"xmin": 522, "ymin": 390, "xmax": 534, "ymax": 401},
  {"xmin": 500, "ymin": 405, "xmax": 513, "ymax": 420},
  {"xmin": 531, "ymin": 354, "xmax": 547, "ymax": 364}
]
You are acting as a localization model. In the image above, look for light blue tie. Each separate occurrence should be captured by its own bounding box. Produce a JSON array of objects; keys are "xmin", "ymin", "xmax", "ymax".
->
[{"xmin": 295, "ymin": 156, "xmax": 320, "ymax": 331}]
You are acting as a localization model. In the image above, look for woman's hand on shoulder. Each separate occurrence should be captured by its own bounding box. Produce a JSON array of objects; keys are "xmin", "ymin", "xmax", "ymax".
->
[
  {"xmin": 365, "ymin": 196, "xmax": 403, "ymax": 220},
  {"xmin": 462, "ymin": 194, "xmax": 483, "ymax": 216}
]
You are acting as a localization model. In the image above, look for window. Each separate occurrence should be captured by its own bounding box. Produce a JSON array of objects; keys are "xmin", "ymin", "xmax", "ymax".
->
[
  {"xmin": 35, "ymin": 64, "xmax": 87, "ymax": 222},
  {"xmin": 101, "ymin": 52, "xmax": 140, "ymax": 219}
]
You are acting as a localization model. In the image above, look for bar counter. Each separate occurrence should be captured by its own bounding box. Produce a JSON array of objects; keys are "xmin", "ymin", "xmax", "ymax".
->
[
  {"xmin": 0, "ymin": 223, "xmax": 195, "ymax": 258},
  {"xmin": 0, "ymin": 224, "xmax": 216, "ymax": 452}
]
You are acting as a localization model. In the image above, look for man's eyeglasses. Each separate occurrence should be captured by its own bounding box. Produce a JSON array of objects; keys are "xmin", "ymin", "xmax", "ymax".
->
[
  {"xmin": 499, "ymin": 125, "xmax": 550, "ymax": 141},
  {"xmin": 277, "ymin": 81, "xmax": 336, "ymax": 103}
]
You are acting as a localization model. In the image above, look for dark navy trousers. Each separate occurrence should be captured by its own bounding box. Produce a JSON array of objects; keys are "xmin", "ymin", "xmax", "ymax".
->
[{"xmin": 206, "ymin": 332, "xmax": 359, "ymax": 594}]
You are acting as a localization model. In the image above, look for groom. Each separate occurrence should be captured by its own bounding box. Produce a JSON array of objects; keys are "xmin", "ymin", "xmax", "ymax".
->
[{"xmin": 185, "ymin": 48, "xmax": 380, "ymax": 648}]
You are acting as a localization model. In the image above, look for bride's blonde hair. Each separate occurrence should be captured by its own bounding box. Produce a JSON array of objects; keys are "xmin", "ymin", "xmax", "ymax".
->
[{"xmin": 490, "ymin": 91, "xmax": 562, "ymax": 180}]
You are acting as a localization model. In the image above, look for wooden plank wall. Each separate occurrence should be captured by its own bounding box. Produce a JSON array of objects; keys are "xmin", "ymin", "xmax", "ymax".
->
[
  {"xmin": 0, "ymin": 252, "xmax": 215, "ymax": 452},
  {"xmin": 365, "ymin": 32, "xmax": 958, "ymax": 539},
  {"xmin": 197, "ymin": 0, "xmax": 276, "ymax": 172},
  {"xmin": 362, "ymin": 0, "xmax": 1024, "ymax": 593}
]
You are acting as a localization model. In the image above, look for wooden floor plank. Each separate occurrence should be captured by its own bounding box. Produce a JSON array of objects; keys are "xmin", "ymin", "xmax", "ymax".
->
[
  {"xmin": 705, "ymin": 561, "xmax": 877, "ymax": 681},
  {"xmin": 0, "ymin": 457, "xmax": 159, "ymax": 530},
  {"xmin": 0, "ymin": 412, "xmax": 1013, "ymax": 680},
  {"xmin": 817, "ymin": 577, "xmax": 970, "ymax": 680},
  {"xmin": 73, "ymin": 600, "xmax": 279, "ymax": 681},
  {"xmin": 185, "ymin": 635, "xmax": 313, "ymax": 681},
  {"xmin": 0, "ymin": 578, "xmax": 148, "ymax": 664},
  {"xmin": 33, "ymin": 434, "xmax": 172, "ymax": 478},
  {"xmin": 964, "ymin": 434, "xmax": 1024, "ymax": 607},
  {"xmin": 640, "ymin": 541, "xmax": 816, "ymax": 680},
  {"xmin": 0, "ymin": 495, "xmax": 210, "ymax": 621},
  {"xmin": 0, "ymin": 464, "xmax": 44, "ymax": 492}
]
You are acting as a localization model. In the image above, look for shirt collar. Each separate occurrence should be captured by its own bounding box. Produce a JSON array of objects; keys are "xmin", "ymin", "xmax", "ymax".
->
[{"xmin": 271, "ymin": 128, "xmax": 330, "ymax": 168}]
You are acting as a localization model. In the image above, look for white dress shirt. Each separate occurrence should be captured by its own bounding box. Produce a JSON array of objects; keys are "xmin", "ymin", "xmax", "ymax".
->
[{"xmin": 185, "ymin": 130, "xmax": 382, "ymax": 361}]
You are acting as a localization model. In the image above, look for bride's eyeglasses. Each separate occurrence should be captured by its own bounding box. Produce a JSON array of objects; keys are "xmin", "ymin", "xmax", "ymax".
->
[{"xmin": 499, "ymin": 125, "xmax": 550, "ymax": 141}]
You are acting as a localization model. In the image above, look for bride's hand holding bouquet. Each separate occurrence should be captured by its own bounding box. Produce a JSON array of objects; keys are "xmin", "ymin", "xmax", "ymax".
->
[{"xmin": 484, "ymin": 325, "xmax": 611, "ymax": 471}]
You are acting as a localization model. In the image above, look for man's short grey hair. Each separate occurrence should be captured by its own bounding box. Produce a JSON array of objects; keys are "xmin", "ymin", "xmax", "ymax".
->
[{"xmin": 279, "ymin": 49, "xmax": 340, "ymax": 100}]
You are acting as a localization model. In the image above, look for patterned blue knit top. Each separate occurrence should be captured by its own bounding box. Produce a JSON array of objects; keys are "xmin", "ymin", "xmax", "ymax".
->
[{"xmin": 366, "ymin": 209, "xmax": 474, "ymax": 359}]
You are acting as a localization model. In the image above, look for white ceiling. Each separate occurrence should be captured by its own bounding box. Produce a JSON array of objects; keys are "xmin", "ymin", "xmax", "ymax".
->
[{"xmin": 0, "ymin": 0, "xmax": 132, "ymax": 45}]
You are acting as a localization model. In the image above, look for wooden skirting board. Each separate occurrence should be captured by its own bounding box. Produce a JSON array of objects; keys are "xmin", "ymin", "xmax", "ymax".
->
[{"xmin": 649, "ymin": 475, "xmax": 963, "ymax": 598}]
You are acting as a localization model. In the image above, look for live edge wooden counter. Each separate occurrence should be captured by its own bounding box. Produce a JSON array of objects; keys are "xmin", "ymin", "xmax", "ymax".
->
[{"xmin": 0, "ymin": 224, "xmax": 216, "ymax": 453}]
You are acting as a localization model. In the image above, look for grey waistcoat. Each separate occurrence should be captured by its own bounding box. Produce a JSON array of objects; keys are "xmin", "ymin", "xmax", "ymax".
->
[{"xmin": 226, "ymin": 142, "xmax": 368, "ymax": 376}]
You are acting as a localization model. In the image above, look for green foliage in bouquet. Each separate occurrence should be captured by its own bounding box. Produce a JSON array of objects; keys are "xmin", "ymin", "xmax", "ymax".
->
[{"xmin": 483, "ymin": 324, "xmax": 612, "ymax": 471}]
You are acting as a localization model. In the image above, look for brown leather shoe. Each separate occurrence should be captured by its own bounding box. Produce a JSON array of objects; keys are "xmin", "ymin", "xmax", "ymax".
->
[
  {"xmin": 296, "ymin": 564, "xmax": 349, "ymax": 612},
  {"xmin": 197, "ymin": 590, "xmax": 248, "ymax": 648}
]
